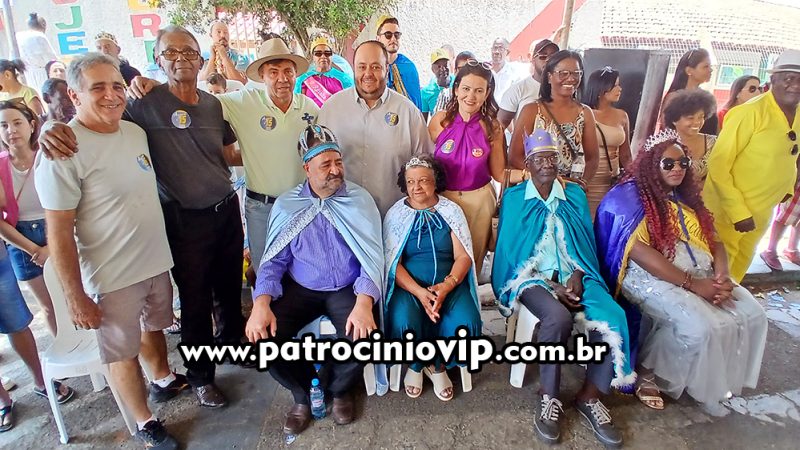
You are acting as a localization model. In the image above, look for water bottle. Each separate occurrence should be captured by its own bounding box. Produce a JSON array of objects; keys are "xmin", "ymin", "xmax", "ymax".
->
[{"xmin": 310, "ymin": 378, "xmax": 326, "ymax": 419}]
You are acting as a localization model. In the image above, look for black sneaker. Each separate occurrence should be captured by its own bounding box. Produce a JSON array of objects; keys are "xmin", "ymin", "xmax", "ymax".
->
[
  {"xmin": 149, "ymin": 373, "xmax": 189, "ymax": 403},
  {"xmin": 534, "ymin": 393, "xmax": 563, "ymax": 445},
  {"xmin": 135, "ymin": 419, "xmax": 178, "ymax": 450},
  {"xmin": 575, "ymin": 399, "xmax": 623, "ymax": 448}
]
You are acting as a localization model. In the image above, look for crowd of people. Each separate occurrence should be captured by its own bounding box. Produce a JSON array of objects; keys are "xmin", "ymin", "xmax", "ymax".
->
[{"xmin": 0, "ymin": 11, "xmax": 798, "ymax": 450}]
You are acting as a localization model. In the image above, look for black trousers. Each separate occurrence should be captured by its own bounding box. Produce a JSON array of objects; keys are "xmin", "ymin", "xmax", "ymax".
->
[
  {"xmin": 268, "ymin": 277, "xmax": 364, "ymax": 405},
  {"xmin": 163, "ymin": 195, "xmax": 245, "ymax": 387},
  {"xmin": 519, "ymin": 286, "xmax": 614, "ymax": 398}
]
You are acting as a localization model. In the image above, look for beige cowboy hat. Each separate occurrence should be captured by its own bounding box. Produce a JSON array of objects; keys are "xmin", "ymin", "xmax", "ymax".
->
[{"xmin": 245, "ymin": 38, "xmax": 309, "ymax": 82}]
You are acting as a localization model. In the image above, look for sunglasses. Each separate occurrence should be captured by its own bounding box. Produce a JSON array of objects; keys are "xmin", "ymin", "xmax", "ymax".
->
[
  {"xmin": 789, "ymin": 130, "xmax": 798, "ymax": 156},
  {"xmin": 660, "ymin": 156, "xmax": 692, "ymax": 171},
  {"xmin": 380, "ymin": 31, "xmax": 402, "ymax": 40},
  {"xmin": 553, "ymin": 70, "xmax": 583, "ymax": 80},
  {"xmin": 159, "ymin": 49, "xmax": 201, "ymax": 61},
  {"xmin": 313, "ymin": 50, "xmax": 333, "ymax": 58},
  {"xmin": 466, "ymin": 59, "xmax": 493, "ymax": 70},
  {"xmin": 746, "ymin": 85, "xmax": 762, "ymax": 94}
]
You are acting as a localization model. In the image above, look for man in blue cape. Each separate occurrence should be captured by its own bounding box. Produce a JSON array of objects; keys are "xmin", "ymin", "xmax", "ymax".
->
[
  {"xmin": 376, "ymin": 15, "xmax": 423, "ymax": 110},
  {"xmin": 245, "ymin": 124, "xmax": 384, "ymax": 436},
  {"xmin": 491, "ymin": 129, "xmax": 633, "ymax": 448}
]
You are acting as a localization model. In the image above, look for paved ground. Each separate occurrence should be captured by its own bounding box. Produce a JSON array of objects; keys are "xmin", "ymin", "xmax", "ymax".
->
[{"xmin": 2, "ymin": 239, "xmax": 800, "ymax": 449}]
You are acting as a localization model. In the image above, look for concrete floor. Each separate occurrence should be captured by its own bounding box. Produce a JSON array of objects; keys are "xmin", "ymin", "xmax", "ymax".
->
[{"xmin": 1, "ymin": 275, "xmax": 800, "ymax": 449}]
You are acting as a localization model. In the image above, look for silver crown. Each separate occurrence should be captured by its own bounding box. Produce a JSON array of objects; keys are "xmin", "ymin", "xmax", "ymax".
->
[
  {"xmin": 405, "ymin": 156, "xmax": 432, "ymax": 169},
  {"xmin": 644, "ymin": 129, "xmax": 680, "ymax": 152},
  {"xmin": 298, "ymin": 124, "xmax": 337, "ymax": 157}
]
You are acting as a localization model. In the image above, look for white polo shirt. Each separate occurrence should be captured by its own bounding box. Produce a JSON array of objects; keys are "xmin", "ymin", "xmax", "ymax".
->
[
  {"xmin": 218, "ymin": 90, "xmax": 319, "ymax": 197},
  {"xmin": 317, "ymin": 87, "xmax": 433, "ymax": 216}
]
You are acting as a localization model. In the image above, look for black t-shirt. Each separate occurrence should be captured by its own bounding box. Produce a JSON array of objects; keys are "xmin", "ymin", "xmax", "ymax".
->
[
  {"xmin": 119, "ymin": 60, "xmax": 142, "ymax": 85},
  {"xmin": 124, "ymin": 84, "xmax": 237, "ymax": 209}
]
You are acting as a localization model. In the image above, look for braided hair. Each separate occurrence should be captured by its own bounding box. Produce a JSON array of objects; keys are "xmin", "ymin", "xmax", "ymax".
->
[{"xmin": 624, "ymin": 138, "xmax": 717, "ymax": 260}]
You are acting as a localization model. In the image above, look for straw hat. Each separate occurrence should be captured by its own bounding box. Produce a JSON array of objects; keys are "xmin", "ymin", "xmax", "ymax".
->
[{"xmin": 245, "ymin": 38, "xmax": 309, "ymax": 82}]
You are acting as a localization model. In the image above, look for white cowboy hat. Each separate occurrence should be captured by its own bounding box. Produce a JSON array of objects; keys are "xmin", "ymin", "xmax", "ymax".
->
[
  {"xmin": 768, "ymin": 49, "xmax": 800, "ymax": 74},
  {"xmin": 245, "ymin": 38, "xmax": 309, "ymax": 82}
]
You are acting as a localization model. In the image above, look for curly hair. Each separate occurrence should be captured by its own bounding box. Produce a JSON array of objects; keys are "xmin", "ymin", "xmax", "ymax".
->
[
  {"xmin": 440, "ymin": 62, "xmax": 500, "ymax": 143},
  {"xmin": 396, "ymin": 156, "xmax": 448, "ymax": 195},
  {"xmin": 662, "ymin": 88, "xmax": 717, "ymax": 129},
  {"xmin": 624, "ymin": 138, "xmax": 717, "ymax": 260}
]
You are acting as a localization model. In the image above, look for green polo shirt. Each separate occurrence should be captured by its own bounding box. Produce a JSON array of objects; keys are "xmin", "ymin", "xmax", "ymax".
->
[{"xmin": 218, "ymin": 90, "xmax": 319, "ymax": 196}]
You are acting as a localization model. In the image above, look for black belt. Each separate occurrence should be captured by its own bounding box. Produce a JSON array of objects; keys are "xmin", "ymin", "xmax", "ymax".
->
[
  {"xmin": 206, "ymin": 190, "xmax": 238, "ymax": 212},
  {"xmin": 246, "ymin": 189, "xmax": 277, "ymax": 204}
]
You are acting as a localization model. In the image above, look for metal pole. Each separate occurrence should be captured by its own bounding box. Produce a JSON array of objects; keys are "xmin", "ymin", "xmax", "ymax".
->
[
  {"xmin": 559, "ymin": 0, "xmax": 575, "ymax": 49},
  {"xmin": 2, "ymin": 0, "xmax": 20, "ymax": 59}
]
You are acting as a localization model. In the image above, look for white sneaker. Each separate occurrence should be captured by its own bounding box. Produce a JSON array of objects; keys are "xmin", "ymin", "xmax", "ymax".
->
[{"xmin": 1, "ymin": 376, "xmax": 16, "ymax": 391}]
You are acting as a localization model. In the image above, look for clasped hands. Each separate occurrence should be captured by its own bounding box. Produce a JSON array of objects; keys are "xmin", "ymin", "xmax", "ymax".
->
[
  {"xmin": 691, "ymin": 272, "xmax": 735, "ymax": 308},
  {"xmin": 414, "ymin": 280, "xmax": 455, "ymax": 323},
  {"xmin": 547, "ymin": 270, "xmax": 584, "ymax": 310}
]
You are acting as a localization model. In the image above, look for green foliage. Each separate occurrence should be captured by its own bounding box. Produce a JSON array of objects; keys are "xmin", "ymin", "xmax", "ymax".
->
[{"xmin": 155, "ymin": 0, "xmax": 395, "ymax": 52}]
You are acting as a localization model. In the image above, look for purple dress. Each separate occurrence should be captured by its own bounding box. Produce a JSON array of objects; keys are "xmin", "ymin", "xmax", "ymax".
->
[{"xmin": 434, "ymin": 114, "xmax": 492, "ymax": 191}]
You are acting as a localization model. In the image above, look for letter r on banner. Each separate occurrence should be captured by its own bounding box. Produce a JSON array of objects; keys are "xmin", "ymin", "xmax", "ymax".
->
[{"xmin": 131, "ymin": 14, "xmax": 162, "ymax": 38}]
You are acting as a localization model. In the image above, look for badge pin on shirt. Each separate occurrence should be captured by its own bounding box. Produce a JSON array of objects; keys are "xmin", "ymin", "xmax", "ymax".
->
[{"xmin": 171, "ymin": 110, "xmax": 191, "ymax": 129}]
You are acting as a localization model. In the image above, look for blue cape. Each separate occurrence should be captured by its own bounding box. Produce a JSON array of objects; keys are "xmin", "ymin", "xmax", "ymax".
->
[
  {"xmin": 388, "ymin": 53, "xmax": 423, "ymax": 110},
  {"xmin": 492, "ymin": 180, "xmax": 636, "ymax": 387}
]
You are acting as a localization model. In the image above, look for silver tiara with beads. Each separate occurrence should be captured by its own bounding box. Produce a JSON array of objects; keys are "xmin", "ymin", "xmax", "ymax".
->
[
  {"xmin": 644, "ymin": 129, "xmax": 680, "ymax": 152},
  {"xmin": 405, "ymin": 157, "xmax": 432, "ymax": 169}
]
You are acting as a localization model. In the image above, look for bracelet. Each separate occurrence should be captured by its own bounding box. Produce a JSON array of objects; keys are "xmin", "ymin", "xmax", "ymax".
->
[
  {"xmin": 679, "ymin": 271, "xmax": 693, "ymax": 290},
  {"xmin": 444, "ymin": 274, "xmax": 459, "ymax": 288}
]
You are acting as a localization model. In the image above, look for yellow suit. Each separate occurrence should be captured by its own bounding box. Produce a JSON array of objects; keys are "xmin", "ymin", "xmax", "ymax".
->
[{"xmin": 703, "ymin": 91, "xmax": 800, "ymax": 282}]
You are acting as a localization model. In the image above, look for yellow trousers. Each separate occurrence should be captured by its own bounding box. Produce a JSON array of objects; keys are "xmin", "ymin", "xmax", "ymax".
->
[
  {"xmin": 442, "ymin": 183, "xmax": 496, "ymax": 275},
  {"xmin": 714, "ymin": 209, "xmax": 773, "ymax": 283}
]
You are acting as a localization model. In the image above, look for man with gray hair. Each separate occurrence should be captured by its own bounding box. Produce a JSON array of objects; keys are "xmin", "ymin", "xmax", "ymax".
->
[
  {"xmin": 35, "ymin": 52, "xmax": 180, "ymax": 450},
  {"xmin": 39, "ymin": 25, "xmax": 243, "ymax": 410}
]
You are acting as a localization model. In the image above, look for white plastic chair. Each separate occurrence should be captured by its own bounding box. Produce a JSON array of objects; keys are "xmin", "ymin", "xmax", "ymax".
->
[
  {"xmin": 388, "ymin": 363, "xmax": 472, "ymax": 393},
  {"xmin": 505, "ymin": 305, "xmax": 541, "ymax": 388},
  {"xmin": 41, "ymin": 260, "xmax": 137, "ymax": 444},
  {"xmin": 300, "ymin": 316, "xmax": 381, "ymax": 396}
]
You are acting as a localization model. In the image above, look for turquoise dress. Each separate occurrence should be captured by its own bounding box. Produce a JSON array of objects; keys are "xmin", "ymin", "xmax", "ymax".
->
[{"xmin": 386, "ymin": 209, "xmax": 481, "ymax": 372}]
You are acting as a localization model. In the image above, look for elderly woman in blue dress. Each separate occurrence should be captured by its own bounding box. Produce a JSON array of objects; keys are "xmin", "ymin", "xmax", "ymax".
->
[
  {"xmin": 384, "ymin": 156, "xmax": 481, "ymax": 402},
  {"xmin": 492, "ymin": 129, "xmax": 634, "ymax": 448}
]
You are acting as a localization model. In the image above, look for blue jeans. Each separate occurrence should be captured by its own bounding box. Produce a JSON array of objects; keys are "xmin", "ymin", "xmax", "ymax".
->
[
  {"xmin": 0, "ymin": 246, "xmax": 33, "ymax": 334},
  {"xmin": 6, "ymin": 218, "xmax": 47, "ymax": 281},
  {"xmin": 244, "ymin": 196, "xmax": 274, "ymax": 269}
]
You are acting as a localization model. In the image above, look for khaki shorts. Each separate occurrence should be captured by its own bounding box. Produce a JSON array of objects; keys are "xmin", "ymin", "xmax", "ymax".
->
[{"xmin": 95, "ymin": 272, "xmax": 173, "ymax": 364}]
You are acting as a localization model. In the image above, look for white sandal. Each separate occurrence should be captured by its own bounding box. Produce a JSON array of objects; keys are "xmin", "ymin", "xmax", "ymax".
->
[
  {"xmin": 404, "ymin": 368, "xmax": 423, "ymax": 398},
  {"xmin": 423, "ymin": 367, "xmax": 453, "ymax": 402}
]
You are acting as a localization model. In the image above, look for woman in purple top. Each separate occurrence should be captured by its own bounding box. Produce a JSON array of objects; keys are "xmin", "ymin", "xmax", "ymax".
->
[{"xmin": 428, "ymin": 61, "xmax": 506, "ymax": 274}]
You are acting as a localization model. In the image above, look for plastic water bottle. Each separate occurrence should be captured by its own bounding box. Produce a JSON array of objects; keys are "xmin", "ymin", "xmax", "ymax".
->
[{"xmin": 310, "ymin": 378, "xmax": 326, "ymax": 419}]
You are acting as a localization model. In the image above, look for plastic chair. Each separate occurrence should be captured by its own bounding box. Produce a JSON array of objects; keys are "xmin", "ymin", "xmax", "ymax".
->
[
  {"xmin": 299, "ymin": 316, "xmax": 384, "ymax": 396},
  {"xmin": 41, "ymin": 260, "xmax": 137, "ymax": 444},
  {"xmin": 505, "ymin": 305, "xmax": 541, "ymax": 388}
]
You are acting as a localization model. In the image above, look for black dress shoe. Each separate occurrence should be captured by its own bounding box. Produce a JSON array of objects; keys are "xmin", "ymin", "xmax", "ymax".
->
[
  {"xmin": 534, "ymin": 393, "xmax": 563, "ymax": 445},
  {"xmin": 331, "ymin": 394, "xmax": 354, "ymax": 425},
  {"xmin": 575, "ymin": 399, "xmax": 623, "ymax": 448},
  {"xmin": 193, "ymin": 383, "xmax": 227, "ymax": 408},
  {"xmin": 283, "ymin": 404, "xmax": 312, "ymax": 435}
]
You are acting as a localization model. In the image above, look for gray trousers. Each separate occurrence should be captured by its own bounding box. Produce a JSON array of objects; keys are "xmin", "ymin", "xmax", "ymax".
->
[{"xmin": 519, "ymin": 286, "xmax": 614, "ymax": 397}]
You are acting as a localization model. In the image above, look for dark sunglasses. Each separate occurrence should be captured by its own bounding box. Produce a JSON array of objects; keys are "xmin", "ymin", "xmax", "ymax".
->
[
  {"xmin": 789, "ymin": 130, "xmax": 798, "ymax": 156},
  {"xmin": 313, "ymin": 50, "xmax": 333, "ymax": 58},
  {"xmin": 660, "ymin": 156, "xmax": 692, "ymax": 171},
  {"xmin": 746, "ymin": 85, "xmax": 762, "ymax": 94},
  {"xmin": 380, "ymin": 31, "xmax": 402, "ymax": 40}
]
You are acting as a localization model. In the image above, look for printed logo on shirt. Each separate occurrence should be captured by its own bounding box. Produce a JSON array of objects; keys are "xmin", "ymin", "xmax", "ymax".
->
[
  {"xmin": 441, "ymin": 139, "xmax": 455, "ymax": 154},
  {"xmin": 471, "ymin": 147, "xmax": 485, "ymax": 158},
  {"xmin": 171, "ymin": 110, "xmax": 191, "ymax": 129},
  {"xmin": 384, "ymin": 112, "xmax": 399, "ymax": 126},
  {"xmin": 137, "ymin": 154, "xmax": 152, "ymax": 171},
  {"xmin": 260, "ymin": 115, "xmax": 277, "ymax": 131}
]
